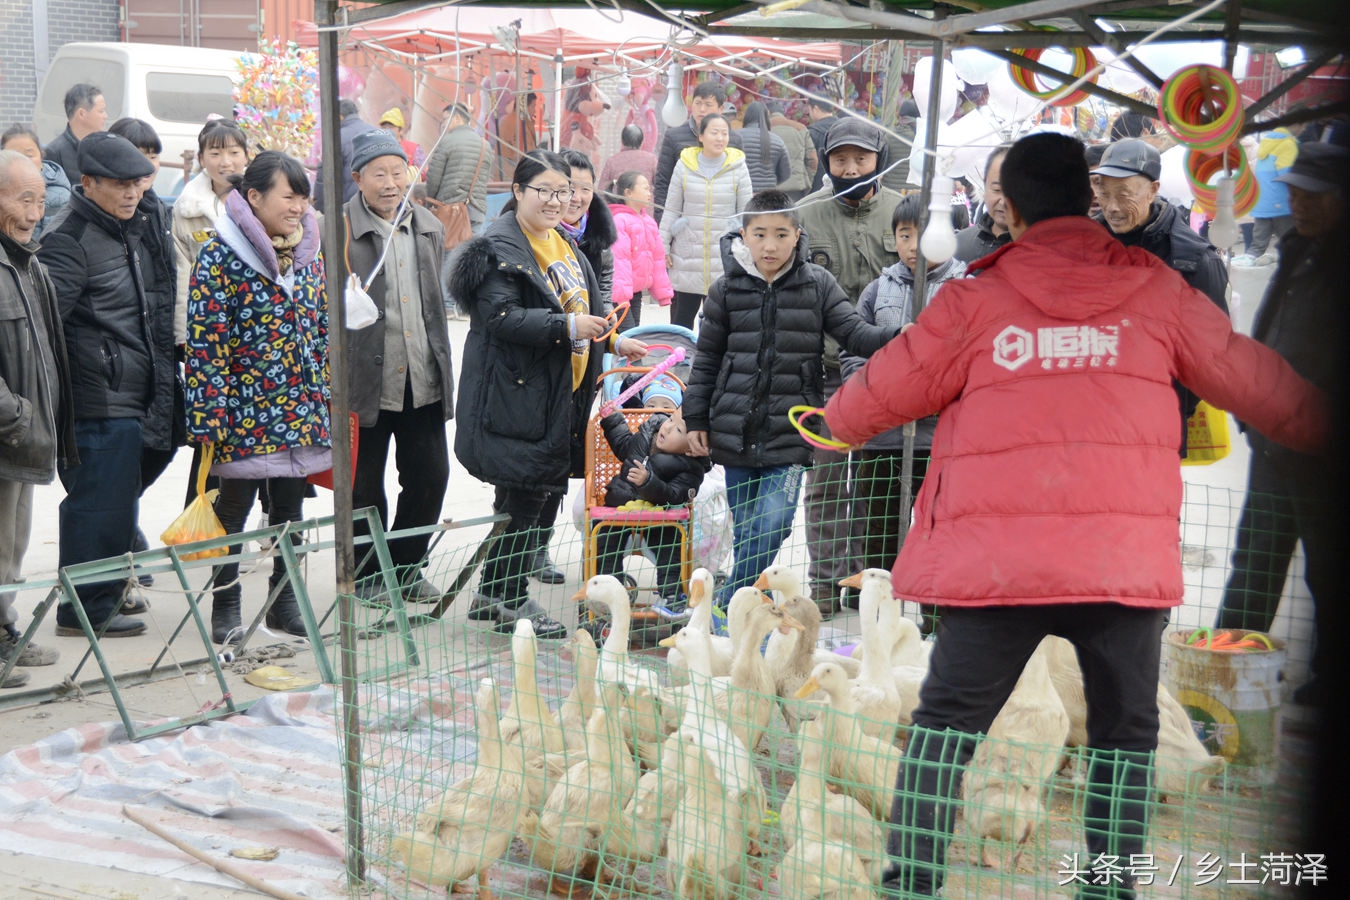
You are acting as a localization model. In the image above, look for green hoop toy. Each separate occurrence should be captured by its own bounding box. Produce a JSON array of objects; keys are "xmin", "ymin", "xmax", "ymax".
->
[
  {"xmin": 1159, "ymin": 65, "xmax": 1244, "ymax": 151},
  {"xmin": 1008, "ymin": 46, "xmax": 1097, "ymax": 107}
]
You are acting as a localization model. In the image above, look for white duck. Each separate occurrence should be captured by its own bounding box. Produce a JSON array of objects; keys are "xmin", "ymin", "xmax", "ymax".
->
[
  {"xmin": 496, "ymin": 619, "xmax": 569, "ymax": 809},
  {"xmin": 665, "ymin": 727, "xmax": 753, "ymax": 900},
  {"xmin": 557, "ymin": 628, "xmax": 599, "ymax": 756},
  {"xmin": 777, "ymin": 839, "xmax": 875, "ymax": 900},
  {"xmin": 780, "ymin": 716, "xmax": 885, "ymax": 879},
  {"xmin": 961, "ymin": 640, "xmax": 1069, "ymax": 870},
  {"xmin": 840, "ymin": 569, "xmax": 904, "ymax": 742},
  {"xmin": 707, "ymin": 585, "xmax": 774, "ymax": 678},
  {"xmin": 794, "ymin": 661, "xmax": 903, "ymax": 821},
  {"xmin": 526, "ymin": 683, "xmax": 638, "ymax": 892},
  {"xmin": 390, "ymin": 678, "xmax": 533, "ymax": 898},
  {"xmin": 841, "ymin": 570, "xmax": 930, "ymax": 669},
  {"xmin": 719, "ymin": 600, "xmax": 803, "ymax": 753},
  {"xmin": 573, "ymin": 575, "xmax": 663, "ymax": 693},
  {"xmin": 666, "ymin": 567, "xmax": 717, "ymax": 683},
  {"xmin": 758, "ymin": 564, "xmax": 863, "ymax": 680}
]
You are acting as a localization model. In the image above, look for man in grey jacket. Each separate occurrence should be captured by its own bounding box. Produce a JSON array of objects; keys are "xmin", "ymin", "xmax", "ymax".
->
[
  {"xmin": 425, "ymin": 102, "xmax": 493, "ymax": 289},
  {"xmin": 345, "ymin": 131, "xmax": 455, "ymax": 603},
  {"xmin": 0, "ymin": 152, "xmax": 73, "ymax": 685}
]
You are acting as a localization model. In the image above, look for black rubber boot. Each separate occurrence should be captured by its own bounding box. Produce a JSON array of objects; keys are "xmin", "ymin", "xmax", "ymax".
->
[
  {"xmin": 879, "ymin": 727, "xmax": 978, "ymax": 897},
  {"xmin": 265, "ymin": 574, "xmax": 307, "ymax": 636},
  {"xmin": 210, "ymin": 585, "xmax": 243, "ymax": 644},
  {"xmin": 1077, "ymin": 749, "xmax": 1154, "ymax": 900}
]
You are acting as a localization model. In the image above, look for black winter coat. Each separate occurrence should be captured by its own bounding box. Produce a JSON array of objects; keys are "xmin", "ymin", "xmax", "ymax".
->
[
  {"xmin": 567, "ymin": 194, "xmax": 617, "ymax": 312},
  {"xmin": 1094, "ymin": 199, "xmax": 1229, "ymax": 451},
  {"xmin": 449, "ymin": 212, "xmax": 608, "ymax": 492},
  {"xmin": 42, "ymin": 126, "xmax": 81, "ymax": 184},
  {"xmin": 601, "ymin": 411, "xmax": 710, "ymax": 507},
  {"xmin": 38, "ymin": 188, "xmax": 177, "ymax": 451},
  {"xmin": 954, "ymin": 211, "xmax": 1011, "ymax": 265},
  {"xmin": 683, "ymin": 233, "xmax": 900, "ymax": 468}
]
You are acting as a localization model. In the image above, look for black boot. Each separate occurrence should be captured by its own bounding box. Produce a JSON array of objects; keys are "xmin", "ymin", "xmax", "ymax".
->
[
  {"xmin": 265, "ymin": 574, "xmax": 307, "ymax": 636},
  {"xmin": 879, "ymin": 727, "xmax": 978, "ymax": 897},
  {"xmin": 1077, "ymin": 749, "xmax": 1153, "ymax": 900},
  {"xmin": 210, "ymin": 585, "xmax": 242, "ymax": 644}
]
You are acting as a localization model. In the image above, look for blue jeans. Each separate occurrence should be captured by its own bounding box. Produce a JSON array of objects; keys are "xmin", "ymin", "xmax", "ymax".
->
[
  {"xmin": 57, "ymin": 418, "xmax": 144, "ymax": 627},
  {"xmin": 722, "ymin": 464, "xmax": 803, "ymax": 600}
]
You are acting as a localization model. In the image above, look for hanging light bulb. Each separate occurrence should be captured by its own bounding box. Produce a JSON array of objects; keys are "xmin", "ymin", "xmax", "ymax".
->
[
  {"xmin": 920, "ymin": 174, "xmax": 958, "ymax": 265},
  {"xmin": 1209, "ymin": 174, "xmax": 1240, "ymax": 255},
  {"xmin": 662, "ymin": 61, "xmax": 687, "ymax": 127},
  {"xmin": 614, "ymin": 69, "xmax": 632, "ymax": 97}
]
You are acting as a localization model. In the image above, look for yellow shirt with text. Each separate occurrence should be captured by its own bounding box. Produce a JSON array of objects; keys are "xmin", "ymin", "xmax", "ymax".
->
[{"xmin": 526, "ymin": 228, "xmax": 591, "ymax": 390}]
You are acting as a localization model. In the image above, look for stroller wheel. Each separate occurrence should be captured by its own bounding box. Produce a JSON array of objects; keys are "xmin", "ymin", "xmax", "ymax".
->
[{"xmin": 618, "ymin": 572, "xmax": 640, "ymax": 606}]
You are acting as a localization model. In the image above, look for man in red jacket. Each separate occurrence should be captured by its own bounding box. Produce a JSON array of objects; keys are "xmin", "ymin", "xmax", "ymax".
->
[{"xmin": 825, "ymin": 133, "xmax": 1325, "ymax": 900}]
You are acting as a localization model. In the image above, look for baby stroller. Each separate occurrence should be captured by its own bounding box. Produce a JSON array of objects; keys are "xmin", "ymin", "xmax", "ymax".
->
[{"xmin": 578, "ymin": 324, "xmax": 699, "ymax": 644}]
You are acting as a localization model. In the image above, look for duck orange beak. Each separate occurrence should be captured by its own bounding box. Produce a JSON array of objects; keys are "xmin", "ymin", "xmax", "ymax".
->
[
  {"xmin": 838, "ymin": 572, "xmax": 864, "ymax": 590},
  {"xmin": 688, "ymin": 579, "xmax": 705, "ymax": 607},
  {"xmin": 569, "ymin": 586, "xmax": 588, "ymax": 603},
  {"xmin": 753, "ymin": 573, "xmax": 770, "ymax": 591},
  {"xmin": 793, "ymin": 677, "xmax": 822, "ymax": 700},
  {"xmin": 657, "ymin": 634, "xmax": 678, "ymax": 649},
  {"xmin": 758, "ymin": 590, "xmax": 774, "ymax": 605},
  {"xmin": 778, "ymin": 614, "xmax": 805, "ymax": 634}
]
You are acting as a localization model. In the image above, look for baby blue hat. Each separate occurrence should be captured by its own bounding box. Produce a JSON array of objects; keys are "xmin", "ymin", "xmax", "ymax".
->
[{"xmin": 642, "ymin": 374, "xmax": 683, "ymax": 408}]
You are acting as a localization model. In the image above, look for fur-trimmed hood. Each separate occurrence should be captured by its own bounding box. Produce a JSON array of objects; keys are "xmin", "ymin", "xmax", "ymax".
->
[{"xmin": 448, "ymin": 211, "xmax": 590, "ymax": 315}]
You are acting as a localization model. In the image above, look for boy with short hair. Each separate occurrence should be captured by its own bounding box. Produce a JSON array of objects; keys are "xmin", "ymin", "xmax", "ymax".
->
[
  {"xmin": 684, "ymin": 189, "xmax": 901, "ymax": 602},
  {"xmin": 841, "ymin": 193, "xmax": 966, "ymax": 632}
]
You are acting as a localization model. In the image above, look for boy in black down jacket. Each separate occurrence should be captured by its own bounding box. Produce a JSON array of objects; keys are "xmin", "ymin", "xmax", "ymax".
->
[{"xmin": 594, "ymin": 377, "xmax": 710, "ymax": 605}]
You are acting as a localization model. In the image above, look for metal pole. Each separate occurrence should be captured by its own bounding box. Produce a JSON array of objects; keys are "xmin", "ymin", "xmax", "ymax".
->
[
  {"xmin": 899, "ymin": 38, "xmax": 946, "ymax": 545},
  {"xmin": 553, "ymin": 51, "xmax": 565, "ymax": 152},
  {"xmin": 314, "ymin": 0, "xmax": 363, "ymax": 886}
]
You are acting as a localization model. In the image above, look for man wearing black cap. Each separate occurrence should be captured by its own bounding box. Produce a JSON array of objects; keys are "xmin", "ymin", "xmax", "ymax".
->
[
  {"xmin": 1092, "ymin": 137, "xmax": 1229, "ymax": 453},
  {"xmin": 345, "ymin": 131, "xmax": 455, "ymax": 605},
  {"xmin": 37, "ymin": 132, "xmax": 175, "ymax": 638},
  {"xmin": 1215, "ymin": 142, "xmax": 1348, "ymax": 708},
  {"xmin": 797, "ymin": 116, "xmax": 903, "ymax": 615}
]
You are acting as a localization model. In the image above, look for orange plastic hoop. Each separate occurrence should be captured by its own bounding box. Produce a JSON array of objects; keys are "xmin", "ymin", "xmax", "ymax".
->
[
  {"xmin": 1186, "ymin": 147, "xmax": 1259, "ymax": 216},
  {"xmin": 1008, "ymin": 46, "xmax": 1097, "ymax": 107},
  {"xmin": 1159, "ymin": 65, "xmax": 1244, "ymax": 151}
]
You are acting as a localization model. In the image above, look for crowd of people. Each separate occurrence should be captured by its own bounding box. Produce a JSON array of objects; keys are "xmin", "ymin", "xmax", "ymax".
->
[{"xmin": 0, "ymin": 66, "xmax": 1343, "ymax": 898}]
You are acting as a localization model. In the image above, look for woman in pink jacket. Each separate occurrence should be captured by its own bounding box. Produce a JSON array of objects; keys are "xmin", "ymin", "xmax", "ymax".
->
[{"xmin": 607, "ymin": 170, "xmax": 673, "ymax": 331}]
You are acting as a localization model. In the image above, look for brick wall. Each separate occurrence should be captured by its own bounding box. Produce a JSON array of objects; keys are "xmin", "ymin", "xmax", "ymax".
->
[{"xmin": 0, "ymin": 0, "xmax": 120, "ymax": 129}]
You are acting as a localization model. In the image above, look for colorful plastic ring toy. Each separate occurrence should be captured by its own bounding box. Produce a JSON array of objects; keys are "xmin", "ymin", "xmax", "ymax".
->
[
  {"xmin": 788, "ymin": 405, "xmax": 851, "ymax": 451},
  {"xmin": 1159, "ymin": 65, "xmax": 1244, "ymax": 151},
  {"xmin": 1008, "ymin": 46, "xmax": 1097, "ymax": 107}
]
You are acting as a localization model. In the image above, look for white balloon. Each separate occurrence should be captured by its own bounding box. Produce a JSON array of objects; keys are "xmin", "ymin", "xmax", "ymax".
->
[
  {"xmin": 913, "ymin": 56, "xmax": 959, "ymax": 124},
  {"xmin": 1158, "ymin": 145, "xmax": 1194, "ymax": 208},
  {"xmin": 985, "ymin": 66, "xmax": 1040, "ymax": 127},
  {"xmin": 951, "ymin": 47, "xmax": 1002, "ymax": 86}
]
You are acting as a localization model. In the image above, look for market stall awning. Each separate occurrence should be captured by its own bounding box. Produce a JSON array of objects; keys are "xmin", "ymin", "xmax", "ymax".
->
[{"xmin": 295, "ymin": 4, "xmax": 842, "ymax": 66}]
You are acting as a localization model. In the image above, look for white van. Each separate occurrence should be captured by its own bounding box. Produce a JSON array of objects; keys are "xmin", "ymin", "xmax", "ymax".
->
[{"xmin": 33, "ymin": 42, "xmax": 242, "ymax": 199}]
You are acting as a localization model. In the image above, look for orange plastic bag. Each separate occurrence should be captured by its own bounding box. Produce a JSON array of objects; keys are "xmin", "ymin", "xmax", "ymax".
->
[{"xmin": 161, "ymin": 443, "xmax": 229, "ymax": 560}]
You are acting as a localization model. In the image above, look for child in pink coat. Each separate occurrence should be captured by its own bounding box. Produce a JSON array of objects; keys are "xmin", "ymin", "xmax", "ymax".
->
[{"xmin": 608, "ymin": 171, "xmax": 674, "ymax": 331}]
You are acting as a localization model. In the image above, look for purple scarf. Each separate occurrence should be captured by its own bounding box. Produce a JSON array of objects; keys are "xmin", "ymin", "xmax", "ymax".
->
[{"xmin": 223, "ymin": 189, "xmax": 321, "ymax": 282}]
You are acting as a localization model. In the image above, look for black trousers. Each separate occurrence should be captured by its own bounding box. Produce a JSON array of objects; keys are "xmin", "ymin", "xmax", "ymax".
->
[
  {"xmin": 616, "ymin": 291, "xmax": 644, "ymax": 332},
  {"xmin": 352, "ymin": 392, "xmax": 450, "ymax": 579},
  {"xmin": 670, "ymin": 290, "xmax": 704, "ymax": 330},
  {"xmin": 211, "ymin": 476, "xmax": 308, "ymax": 601},
  {"xmin": 883, "ymin": 603, "xmax": 1164, "ymax": 898},
  {"xmin": 1215, "ymin": 448, "xmax": 1331, "ymax": 678},
  {"xmin": 480, "ymin": 486, "xmax": 551, "ymax": 608}
]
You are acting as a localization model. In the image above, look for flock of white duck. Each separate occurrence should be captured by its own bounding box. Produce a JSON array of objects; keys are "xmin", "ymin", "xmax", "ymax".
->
[{"xmin": 391, "ymin": 566, "xmax": 1226, "ymax": 899}]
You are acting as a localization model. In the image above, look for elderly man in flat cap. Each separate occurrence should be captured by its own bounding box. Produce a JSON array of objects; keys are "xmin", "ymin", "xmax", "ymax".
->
[
  {"xmin": 1216, "ymin": 141, "xmax": 1349, "ymax": 709},
  {"xmin": 37, "ymin": 132, "xmax": 176, "ymax": 638},
  {"xmin": 344, "ymin": 130, "xmax": 455, "ymax": 605}
]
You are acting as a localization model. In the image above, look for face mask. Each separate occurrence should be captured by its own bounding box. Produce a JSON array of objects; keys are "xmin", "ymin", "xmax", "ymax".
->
[{"xmin": 829, "ymin": 170, "xmax": 880, "ymax": 202}]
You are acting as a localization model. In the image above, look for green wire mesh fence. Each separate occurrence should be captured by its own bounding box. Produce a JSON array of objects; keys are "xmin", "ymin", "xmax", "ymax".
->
[{"xmin": 337, "ymin": 471, "xmax": 1321, "ymax": 899}]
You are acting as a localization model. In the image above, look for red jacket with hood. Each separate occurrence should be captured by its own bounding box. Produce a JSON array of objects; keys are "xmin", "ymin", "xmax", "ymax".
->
[{"xmin": 825, "ymin": 217, "xmax": 1325, "ymax": 610}]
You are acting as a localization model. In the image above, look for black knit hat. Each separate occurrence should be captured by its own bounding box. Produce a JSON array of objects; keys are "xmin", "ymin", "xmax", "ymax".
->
[{"xmin": 78, "ymin": 132, "xmax": 155, "ymax": 180}]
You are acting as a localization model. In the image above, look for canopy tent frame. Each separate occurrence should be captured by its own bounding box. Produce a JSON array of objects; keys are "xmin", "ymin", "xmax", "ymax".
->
[{"xmin": 311, "ymin": 1, "xmax": 1345, "ymax": 889}]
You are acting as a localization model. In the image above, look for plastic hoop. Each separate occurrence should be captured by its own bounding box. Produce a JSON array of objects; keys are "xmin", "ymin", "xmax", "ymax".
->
[
  {"xmin": 593, "ymin": 303, "xmax": 629, "ymax": 343},
  {"xmin": 1185, "ymin": 146, "xmax": 1259, "ymax": 216},
  {"xmin": 1158, "ymin": 65, "xmax": 1244, "ymax": 151},
  {"xmin": 1008, "ymin": 46, "xmax": 1097, "ymax": 107},
  {"xmin": 788, "ymin": 405, "xmax": 851, "ymax": 451}
]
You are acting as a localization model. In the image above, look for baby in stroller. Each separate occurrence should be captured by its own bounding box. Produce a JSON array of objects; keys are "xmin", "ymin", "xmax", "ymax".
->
[{"xmin": 593, "ymin": 375, "xmax": 711, "ymax": 611}]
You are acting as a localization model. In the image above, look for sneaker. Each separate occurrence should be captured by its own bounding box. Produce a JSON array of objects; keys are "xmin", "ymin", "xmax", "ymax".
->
[
  {"xmin": 1, "ymin": 625, "xmax": 60, "ymax": 667},
  {"xmin": 55, "ymin": 613, "xmax": 147, "ymax": 638},
  {"xmin": 492, "ymin": 599, "xmax": 567, "ymax": 639},
  {"xmin": 120, "ymin": 586, "xmax": 151, "ymax": 616},
  {"xmin": 402, "ymin": 577, "xmax": 443, "ymax": 604},
  {"xmin": 2, "ymin": 667, "xmax": 29, "ymax": 689},
  {"xmin": 1231, "ymin": 253, "xmax": 1258, "ymax": 267},
  {"xmin": 468, "ymin": 591, "xmax": 502, "ymax": 621},
  {"xmin": 1251, "ymin": 252, "xmax": 1278, "ymax": 267}
]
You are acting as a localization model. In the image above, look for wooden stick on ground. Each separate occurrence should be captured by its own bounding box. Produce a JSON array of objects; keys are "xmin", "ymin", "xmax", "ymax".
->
[{"xmin": 121, "ymin": 805, "xmax": 312, "ymax": 900}]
